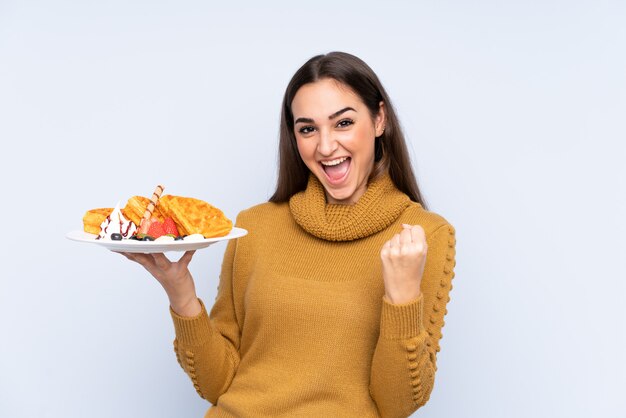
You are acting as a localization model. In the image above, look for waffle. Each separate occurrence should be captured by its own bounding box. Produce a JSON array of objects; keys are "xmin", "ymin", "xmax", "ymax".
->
[
  {"xmin": 123, "ymin": 196, "xmax": 165, "ymax": 226},
  {"xmin": 83, "ymin": 208, "xmax": 113, "ymax": 235},
  {"xmin": 83, "ymin": 193, "xmax": 232, "ymax": 239},
  {"xmin": 158, "ymin": 195, "xmax": 233, "ymax": 238},
  {"xmin": 82, "ymin": 207, "xmax": 135, "ymax": 235}
]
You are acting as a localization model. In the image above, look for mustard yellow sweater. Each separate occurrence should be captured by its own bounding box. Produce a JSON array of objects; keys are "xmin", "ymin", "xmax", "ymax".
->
[{"xmin": 170, "ymin": 174, "xmax": 457, "ymax": 418}]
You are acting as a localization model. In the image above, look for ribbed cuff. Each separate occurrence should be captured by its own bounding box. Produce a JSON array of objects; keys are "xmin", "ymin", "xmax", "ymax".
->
[
  {"xmin": 170, "ymin": 298, "xmax": 212, "ymax": 345},
  {"xmin": 380, "ymin": 294, "xmax": 424, "ymax": 339}
]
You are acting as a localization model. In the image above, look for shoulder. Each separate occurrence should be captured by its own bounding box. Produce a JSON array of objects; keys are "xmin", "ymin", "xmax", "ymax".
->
[
  {"xmin": 234, "ymin": 201, "xmax": 290, "ymax": 229},
  {"xmin": 401, "ymin": 202, "xmax": 456, "ymax": 238},
  {"xmin": 230, "ymin": 201, "xmax": 295, "ymax": 253}
]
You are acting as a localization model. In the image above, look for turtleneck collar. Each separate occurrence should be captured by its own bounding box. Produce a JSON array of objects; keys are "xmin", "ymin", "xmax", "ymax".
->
[{"xmin": 289, "ymin": 172, "xmax": 412, "ymax": 241}]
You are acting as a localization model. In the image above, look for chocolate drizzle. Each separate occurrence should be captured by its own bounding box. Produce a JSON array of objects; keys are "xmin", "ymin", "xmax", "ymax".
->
[{"xmin": 96, "ymin": 215, "xmax": 112, "ymax": 240}]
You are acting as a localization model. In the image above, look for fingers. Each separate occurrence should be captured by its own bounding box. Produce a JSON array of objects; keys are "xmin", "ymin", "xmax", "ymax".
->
[
  {"xmin": 115, "ymin": 251, "xmax": 195, "ymax": 284},
  {"xmin": 134, "ymin": 253, "xmax": 160, "ymax": 269},
  {"xmin": 381, "ymin": 224, "xmax": 427, "ymax": 259},
  {"xmin": 391, "ymin": 233, "xmax": 401, "ymax": 247},
  {"xmin": 151, "ymin": 253, "xmax": 172, "ymax": 270},
  {"xmin": 115, "ymin": 251, "xmax": 161, "ymax": 275},
  {"xmin": 113, "ymin": 251, "xmax": 147, "ymax": 264},
  {"xmin": 402, "ymin": 224, "xmax": 426, "ymax": 243},
  {"xmin": 410, "ymin": 225, "xmax": 425, "ymax": 244},
  {"xmin": 179, "ymin": 250, "xmax": 196, "ymax": 268},
  {"xmin": 399, "ymin": 227, "xmax": 412, "ymax": 245}
]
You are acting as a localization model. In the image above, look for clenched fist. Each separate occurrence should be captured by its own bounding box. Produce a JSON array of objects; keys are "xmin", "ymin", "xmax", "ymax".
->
[{"xmin": 380, "ymin": 224, "xmax": 428, "ymax": 304}]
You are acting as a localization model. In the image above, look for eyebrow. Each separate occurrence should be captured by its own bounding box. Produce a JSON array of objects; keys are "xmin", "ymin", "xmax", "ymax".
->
[{"xmin": 294, "ymin": 107, "xmax": 356, "ymax": 125}]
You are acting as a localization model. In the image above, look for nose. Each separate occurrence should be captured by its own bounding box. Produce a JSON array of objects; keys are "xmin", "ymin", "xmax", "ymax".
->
[{"xmin": 317, "ymin": 128, "xmax": 338, "ymax": 156}]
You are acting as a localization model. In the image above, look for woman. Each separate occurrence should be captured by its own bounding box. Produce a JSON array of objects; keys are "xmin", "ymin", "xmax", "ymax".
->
[{"xmin": 121, "ymin": 51, "xmax": 457, "ymax": 418}]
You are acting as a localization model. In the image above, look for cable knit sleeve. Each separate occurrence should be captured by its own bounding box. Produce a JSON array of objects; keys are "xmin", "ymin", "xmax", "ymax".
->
[
  {"xmin": 370, "ymin": 223, "xmax": 457, "ymax": 417},
  {"xmin": 170, "ymin": 236, "xmax": 241, "ymax": 404}
]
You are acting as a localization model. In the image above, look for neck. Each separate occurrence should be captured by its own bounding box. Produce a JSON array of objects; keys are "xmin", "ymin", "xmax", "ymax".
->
[{"xmin": 289, "ymin": 172, "xmax": 412, "ymax": 241}]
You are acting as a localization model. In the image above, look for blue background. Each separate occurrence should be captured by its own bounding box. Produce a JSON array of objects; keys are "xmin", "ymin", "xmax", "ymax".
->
[{"xmin": 1, "ymin": 1, "xmax": 624, "ymax": 417}]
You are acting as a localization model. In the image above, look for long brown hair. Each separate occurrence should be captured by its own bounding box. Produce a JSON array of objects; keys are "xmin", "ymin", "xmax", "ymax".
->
[{"xmin": 269, "ymin": 51, "xmax": 428, "ymax": 209}]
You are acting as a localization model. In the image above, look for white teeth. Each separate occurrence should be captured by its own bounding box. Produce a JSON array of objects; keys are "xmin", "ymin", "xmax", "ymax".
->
[{"xmin": 320, "ymin": 157, "xmax": 348, "ymax": 166}]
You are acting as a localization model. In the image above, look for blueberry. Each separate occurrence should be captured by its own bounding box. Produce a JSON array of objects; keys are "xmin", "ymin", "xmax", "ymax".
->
[
  {"xmin": 142, "ymin": 236, "xmax": 155, "ymax": 241},
  {"xmin": 111, "ymin": 233, "xmax": 123, "ymax": 241},
  {"xmin": 174, "ymin": 236, "xmax": 184, "ymax": 241},
  {"xmin": 129, "ymin": 235, "xmax": 141, "ymax": 241}
]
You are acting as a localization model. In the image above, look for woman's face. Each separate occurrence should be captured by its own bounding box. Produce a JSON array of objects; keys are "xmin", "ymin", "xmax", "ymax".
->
[{"xmin": 291, "ymin": 78, "xmax": 385, "ymax": 205}]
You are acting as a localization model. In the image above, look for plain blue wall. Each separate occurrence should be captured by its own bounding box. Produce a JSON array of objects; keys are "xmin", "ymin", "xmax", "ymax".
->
[{"xmin": 1, "ymin": 1, "xmax": 624, "ymax": 417}]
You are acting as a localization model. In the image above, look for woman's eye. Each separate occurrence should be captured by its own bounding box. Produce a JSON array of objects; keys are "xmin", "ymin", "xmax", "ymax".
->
[
  {"xmin": 337, "ymin": 119, "xmax": 354, "ymax": 128},
  {"xmin": 298, "ymin": 126, "xmax": 315, "ymax": 134}
]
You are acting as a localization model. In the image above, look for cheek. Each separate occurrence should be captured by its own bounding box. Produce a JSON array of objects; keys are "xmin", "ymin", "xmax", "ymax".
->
[
  {"xmin": 296, "ymin": 138, "xmax": 315, "ymax": 162},
  {"xmin": 349, "ymin": 124, "xmax": 375, "ymax": 144},
  {"xmin": 348, "ymin": 127, "xmax": 376, "ymax": 156}
]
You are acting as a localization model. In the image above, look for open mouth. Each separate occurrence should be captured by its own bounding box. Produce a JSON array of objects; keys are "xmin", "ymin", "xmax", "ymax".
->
[{"xmin": 320, "ymin": 157, "xmax": 351, "ymax": 184}]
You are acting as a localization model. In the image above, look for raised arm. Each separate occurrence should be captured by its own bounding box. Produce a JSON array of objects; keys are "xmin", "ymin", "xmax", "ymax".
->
[{"xmin": 370, "ymin": 223, "xmax": 457, "ymax": 417}]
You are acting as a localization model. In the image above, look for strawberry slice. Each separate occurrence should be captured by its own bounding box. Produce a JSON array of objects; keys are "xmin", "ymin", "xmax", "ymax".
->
[
  {"xmin": 147, "ymin": 221, "xmax": 166, "ymax": 238},
  {"xmin": 163, "ymin": 217, "xmax": 179, "ymax": 237},
  {"xmin": 139, "ymin": 218, "xmax": 153, "ymax": 235}
]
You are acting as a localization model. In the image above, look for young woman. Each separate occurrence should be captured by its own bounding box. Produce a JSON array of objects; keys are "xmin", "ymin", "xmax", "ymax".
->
[{"xmin": 121, "ymin": 51, "xmax": 457, "ymax": 418}]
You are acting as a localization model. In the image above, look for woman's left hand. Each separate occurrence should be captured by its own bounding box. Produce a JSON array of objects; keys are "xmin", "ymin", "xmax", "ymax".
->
[{"xmin": 380, "ymin": 224, "xmax": 428, "ymax": 304}]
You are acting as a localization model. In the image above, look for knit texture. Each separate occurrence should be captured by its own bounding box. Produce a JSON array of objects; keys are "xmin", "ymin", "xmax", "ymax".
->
[
  {"xmin": 170, "ymin": 174, "xmax": 457, "ymax": 418},
  {"xmin": 289, "ymin": 173, "xmax": 411, "ymax": 241}
]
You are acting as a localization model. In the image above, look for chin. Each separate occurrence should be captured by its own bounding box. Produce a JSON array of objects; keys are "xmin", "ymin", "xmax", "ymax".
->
[{"xmin": 326, "ymin": 186, "xmax": 358, "ymax": 204}]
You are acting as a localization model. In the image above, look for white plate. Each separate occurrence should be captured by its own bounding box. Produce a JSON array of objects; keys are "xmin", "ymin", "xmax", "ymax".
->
[{"xmin": 66, "ymin": 227, "xmax": 248, "ymax": 253}]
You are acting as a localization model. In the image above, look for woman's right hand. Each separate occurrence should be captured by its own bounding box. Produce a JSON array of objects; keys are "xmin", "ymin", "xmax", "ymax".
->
[{"xmin": 118, "ymin": 250, "xmax": 202, "ymax": 317}]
